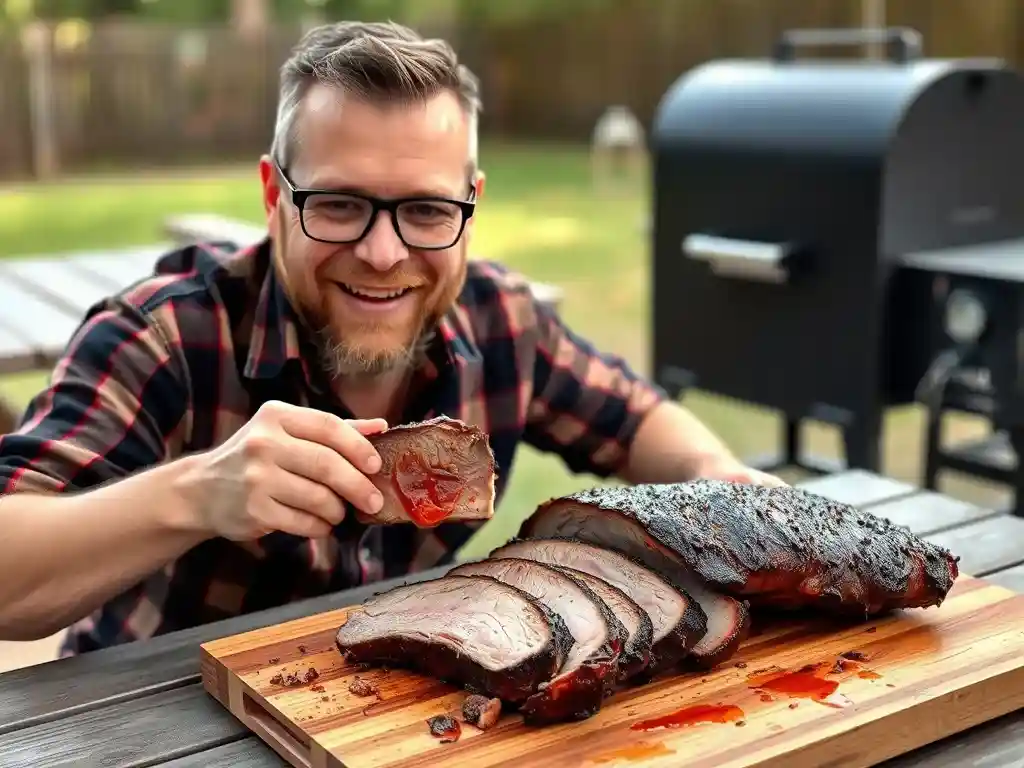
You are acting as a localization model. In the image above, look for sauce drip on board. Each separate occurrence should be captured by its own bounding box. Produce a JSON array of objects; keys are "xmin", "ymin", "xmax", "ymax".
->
[
  {"xmin": 747, "ymin": 659, "xmax": 878, "ymax": 708},
  {"xmin": 393, "ymin": 452, "xmax": 464, "ymax": 527},
  {"xmin": 631, "ymin": 703, "xmax": 744, "ymax": 731},
  {"xmin": 590, "ymin": 742, "xmax": 676, "ymax": 763}
]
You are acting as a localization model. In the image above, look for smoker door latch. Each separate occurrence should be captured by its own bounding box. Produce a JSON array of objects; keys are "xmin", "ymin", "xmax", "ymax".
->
[{"xmin": 682, "ymin": 234, "xmax": 796, "ymax": 284}]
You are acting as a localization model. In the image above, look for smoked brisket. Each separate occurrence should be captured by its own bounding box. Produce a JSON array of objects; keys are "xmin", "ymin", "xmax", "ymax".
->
[
  {"xmin": 363, "ymin": 416, "xmax": 496, "ymax": 527},
  {"xmin": 489, "ymin": 538, "xmax": 707, "ymax": 677},
  {"xmin": 523, "ymin": 480, "xmax": 960, "ymax": 616},
  {"xmin": 334, "ymin": 574, "xmax": 572, "ymax": 703},
  {"xmin": 449, "ymin": 558, "xmax": 627, "ymax": 723}
]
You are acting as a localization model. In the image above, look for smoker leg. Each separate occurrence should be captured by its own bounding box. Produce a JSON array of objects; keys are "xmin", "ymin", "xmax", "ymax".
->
[
  {"xmin": 783, "ymin": 419, "xmax": 800, "ymax": 467},
  {"xmin": 1008, "ymin": 429, "xmax": 1024, "ymax": 518},
  {"xmin": 841, "ymin": 414, "xmax": 883, "ymax": 473},
  {"xmin": 922, "ymin": 404, "xmax": 943, "ymax": 490}
]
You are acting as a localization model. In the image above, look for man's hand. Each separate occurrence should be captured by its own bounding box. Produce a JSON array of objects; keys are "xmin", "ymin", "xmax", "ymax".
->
[
  {"xmin": 691, "ymin": 455, "xmax": 788, "ymax": 488},
  {"xmin": 621, "ymin": 400, "xmax": 789, "ymax": 487},
  {"xmin": 179, "ymin": 400, "xmax": 388, "ymax": 541}
]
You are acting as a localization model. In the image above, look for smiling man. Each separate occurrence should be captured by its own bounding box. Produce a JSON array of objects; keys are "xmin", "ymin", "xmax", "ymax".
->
[{"xmin": 0, "ymin": 21, "xmax": 781, "ymax": 653}]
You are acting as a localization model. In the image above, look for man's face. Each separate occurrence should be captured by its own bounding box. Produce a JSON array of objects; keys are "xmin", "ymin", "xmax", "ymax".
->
[{"xmin": 259, "ymin": 84, "xmax": 483, "ymax": 378}]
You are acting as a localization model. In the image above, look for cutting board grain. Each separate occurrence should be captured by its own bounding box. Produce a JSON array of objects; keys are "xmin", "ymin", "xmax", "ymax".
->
[{"xmin": 200, "ymin": 574, "xmax": 1024, "ymax": 768}]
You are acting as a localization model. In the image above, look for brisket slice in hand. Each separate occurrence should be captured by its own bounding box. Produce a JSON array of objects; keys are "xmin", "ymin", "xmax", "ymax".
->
[
  {"xmin": 522, "ymin": 498, "xmax": 749, "ymax": 669},
  {"xmin": 549, "ymin": 565, "xmax": 655, "ymax": 682},
  {"xmin": 449, "ymin": 558, "xmax": 627, "ymax": 724},
  {"xmin": 524, "ymin": 480, "xmax": 960, "ymax": 616},
  {"xmin": 489, "ymin": 538, "xmax": 707, "ymax": 677},
  {"xmin": 334, "ymin": 574, "xmax": 572, "ymax": 704},
  {"xmin": 361, "ymin": 416, "xmax": 496, "ymax": 527}
]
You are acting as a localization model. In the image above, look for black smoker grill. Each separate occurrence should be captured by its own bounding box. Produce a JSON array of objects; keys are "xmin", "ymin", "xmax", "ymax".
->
[{"xmin": 650, "ymin": 28, "xmax": 1024, "ymax": 505}]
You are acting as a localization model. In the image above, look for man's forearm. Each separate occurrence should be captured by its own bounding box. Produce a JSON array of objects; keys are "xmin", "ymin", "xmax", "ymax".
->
[
  {"xmin": 0, "ymin": 456, "xmax": 211, "ymax": 641},
  {"xmin": 620, "ymin": 401, "xmax": 738, "ymax": 484}
]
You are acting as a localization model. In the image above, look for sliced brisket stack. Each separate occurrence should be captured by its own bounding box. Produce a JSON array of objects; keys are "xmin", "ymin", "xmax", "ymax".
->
[
  {"xmin": 491, "ymin": 538, "xmax": 708, "ymax": 677},
  {"xmin": 334, "ymin": 478, "xmax": 961, "ymax": 728},
  {"xmin": 448, "ymin": 558, "xmax": 627, "ymax": 723},
  {"xmin": 334, "ymin": 574, "xmax": 572, "ymax": 704},
  {"xmin": 362, "ymin": 416, "xmax": 496, "ymax": 527}
]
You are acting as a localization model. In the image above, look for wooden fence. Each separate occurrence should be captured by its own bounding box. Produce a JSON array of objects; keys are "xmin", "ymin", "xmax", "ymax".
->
[{"xmin": 1, "ymin": 0, "xmax": 1023, "ymax": 181}]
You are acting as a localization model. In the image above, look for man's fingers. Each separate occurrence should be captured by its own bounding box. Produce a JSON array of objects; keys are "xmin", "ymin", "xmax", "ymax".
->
[
  {"xmin": 350, "ymin": 418, "xmax": 389, "ymax": 436},
  {"xmin": 252, "ymin": 496, "xmax": 333, "ymax": 539},
  {"xmin": 265, "ymin": 465, "xmax": 348, "ymax": 526},
  {"xmin": 277, "ymin": 437, "xmax": 384, "ymax": 516},
  {"xmin": 276, "ymin": 407, "xmax": 382, "ymax": 474}
]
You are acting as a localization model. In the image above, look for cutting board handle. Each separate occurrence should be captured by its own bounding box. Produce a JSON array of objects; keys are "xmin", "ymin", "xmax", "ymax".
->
[{"xmin": 241, "ymin": 689, "xmax": 313, "ymax": 768}]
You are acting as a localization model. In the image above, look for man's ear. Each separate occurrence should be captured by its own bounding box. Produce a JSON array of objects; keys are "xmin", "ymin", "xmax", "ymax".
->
[
  {"xmin": 473, "ymin": 170, "xmax": 486, "ymax": 200},
  {"xmin": 258, "ymin": 155, "xmax": 281, "ymax": 218}
]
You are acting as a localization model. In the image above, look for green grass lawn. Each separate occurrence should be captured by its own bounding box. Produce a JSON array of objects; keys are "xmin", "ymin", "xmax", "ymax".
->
[{"xmin": 0, "ymin": 141, "xmax": 1007, "ymax": 559}]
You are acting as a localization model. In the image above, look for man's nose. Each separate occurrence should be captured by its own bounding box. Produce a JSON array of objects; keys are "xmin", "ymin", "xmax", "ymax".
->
[{"xmin": 352, "ymin": 211, "xmax": 409, "ymax": 272}]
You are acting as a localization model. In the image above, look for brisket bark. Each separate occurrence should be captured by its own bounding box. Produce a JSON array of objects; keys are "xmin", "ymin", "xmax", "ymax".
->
[
  {"xmin": 489, "ymin": 538, "xmax": 707, "ymax": 677},
  {"xmin": 449, "ymin": 558, "xmax": 627, "ymax": 723},
  {"xmin": 334, "ymin": 574, "xmax": 572, "ymax": 703},
  {"xmin": 523, "ymin": 480, "xmax": 960, "ymax": 616},
  {"xmin": 362, "ymin": 416, "xmax": 496, "ymax": 527}
]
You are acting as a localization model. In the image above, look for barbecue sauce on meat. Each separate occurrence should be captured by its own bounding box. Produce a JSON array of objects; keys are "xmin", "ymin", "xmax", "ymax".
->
[{"xmin": 392, "ymin": 452, "xmax": 463, "ymax": 527}]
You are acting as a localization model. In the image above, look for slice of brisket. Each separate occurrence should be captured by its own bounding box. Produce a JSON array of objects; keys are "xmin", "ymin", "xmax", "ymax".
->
[
  {"xmin": 362, "ymin": 416, "xmax": 496, "ymax": 527},
  {"xmin": 551, "ymin": 565, "xmax": 655, "ymax": 682},
  {"xmin": 522, "ymin": 498, "xmax": 749, "ymax": 668},
  {"xmin": 449, "ymin": 558, "xmax": 627, "ymax": 723},
  {"xmin": 524, "ymin": 480, "xmax": 960, "ymax": 616},
  {"xmin": 489, "ymin": 538, "xmax": 707, "ymax": 677},
  {"xmin": 334, "ymin": 574, "xmax": 572, "ymax": 703}
]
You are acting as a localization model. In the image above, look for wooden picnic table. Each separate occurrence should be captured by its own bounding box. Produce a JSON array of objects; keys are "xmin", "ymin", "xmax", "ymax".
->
[{"xmin": 0, "ymin": 468, "xmax": 1022, "ymax": 766}]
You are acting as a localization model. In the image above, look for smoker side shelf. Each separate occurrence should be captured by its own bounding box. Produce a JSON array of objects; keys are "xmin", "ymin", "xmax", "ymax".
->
[{"xmin": 940, "ymin": 432, "xmax": 1017, "ymax": 479}]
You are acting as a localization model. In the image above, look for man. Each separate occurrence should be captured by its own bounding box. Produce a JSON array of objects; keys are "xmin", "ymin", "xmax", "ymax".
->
[{"xmin": 0, "ymin": 21, "xmax": 781, "ymax": 652}]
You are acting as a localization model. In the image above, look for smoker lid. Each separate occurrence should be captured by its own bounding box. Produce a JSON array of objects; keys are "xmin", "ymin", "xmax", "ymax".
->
[
  {"xmin": 652, "ymin": 28, "xmax": 1010, "ymax": 157},
  {"xmin": 899, "ymin": 239, "xmax": 1024, "ymax": 283}
]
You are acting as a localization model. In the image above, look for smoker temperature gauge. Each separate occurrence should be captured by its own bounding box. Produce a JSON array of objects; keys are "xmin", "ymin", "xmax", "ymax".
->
[{"xmin": 944, "ymin": 289, "xmax": 987, "ymax": 344}]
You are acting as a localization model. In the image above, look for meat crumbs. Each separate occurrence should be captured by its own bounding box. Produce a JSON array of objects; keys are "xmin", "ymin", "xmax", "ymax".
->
[
  {"xmin": 427, "ymin": 714, "xmax": 462, "ymax": 743},
  {"xmin": 348, "ymin": 676, "xmax": 380, "ymax": 698},
  {"xmin": 462, "ymin": 694, "xmax": 502, "ymax": 730}
]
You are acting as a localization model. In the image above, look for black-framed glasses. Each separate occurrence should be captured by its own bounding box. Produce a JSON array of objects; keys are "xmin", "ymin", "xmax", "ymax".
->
[{"xmin": 273, "ymin": 159, "xmax": 476, "ymax": 250}]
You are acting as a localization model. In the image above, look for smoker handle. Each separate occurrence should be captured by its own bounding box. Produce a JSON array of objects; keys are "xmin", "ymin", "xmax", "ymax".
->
[
  {"xmin": 682, "ymin": 234, "xmax": 794, "ymax": 284},
  {"xmin": 773, "ymin": 27, "xmax": 923, "ymax": 64}
]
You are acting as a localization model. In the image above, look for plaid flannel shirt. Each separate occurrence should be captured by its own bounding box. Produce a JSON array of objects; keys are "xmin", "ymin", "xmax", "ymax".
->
[{"xmin": 0, "ymin": 237, "xmax": 666, "ymax": 655}]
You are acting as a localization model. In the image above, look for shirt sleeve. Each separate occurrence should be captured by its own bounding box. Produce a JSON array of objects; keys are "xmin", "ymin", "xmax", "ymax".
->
[
  {"xmin": 524, "ymin": 297, "xmax": 668, "ymax": 477},
  {"xmin": 0, "ymin": 299, "xmax": 190, "ymax": 495}
]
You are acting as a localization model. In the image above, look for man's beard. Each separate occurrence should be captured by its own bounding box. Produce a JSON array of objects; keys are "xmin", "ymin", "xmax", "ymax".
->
[{"xmin": 316, "ymin": 323, "xmax": 436, "ymax": 380}]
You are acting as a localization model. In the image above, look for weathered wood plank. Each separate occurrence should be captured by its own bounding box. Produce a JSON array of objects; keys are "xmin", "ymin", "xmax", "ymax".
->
[
  {"xmin": 0, "ymin": 258, "xmax": 115, "ymax": 318},
  {"xmin": 156, "ymin": 738, "xmax": 284, "ymax": 767},
  {"xmin": 164, "ymin": 213, "xmax": 265, "ymax": 247},
  {"xmin": 925, "ymin": 516, "xmax": 1024, "ymax": 577},
  {"xmin": 985, "ymin": 564, "xmax": 1024, "ymax": 594},
  {"xmin": 0, "ymin": 566, "xmax": 449, "ymax": 736},
  {"xmin": 65, "ymin": 245, "xmax": 167, "ymax": 289},
  {"xmin": 0, "ymin": 684, "xmax": 245, "ymax": 768},
  {"xmin": 201, "ymin": 576, "xmax": 1024, "ymax": 768},
  {"xmin": 867, "ymin": 492, "xmax": 999, "ymax": 536},
  {"xmin": 883, "ymin": 709, "xmax": 1024, "ymax": 767},
  {"xmin": 0, "ymin": 324, "xmax": 38, "ymax": 375},
  {"xmin": 796, "ymin": 469, "xmax": 917, "ymax": 508},
  {"xmin": 0, "ymin": 281, "xmax": 81, "ymax": 355}
]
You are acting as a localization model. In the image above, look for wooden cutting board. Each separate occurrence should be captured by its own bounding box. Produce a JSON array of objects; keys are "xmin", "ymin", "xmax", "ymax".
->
[{"xmin": 200, "ymin": 574, "xmax": 1024, "ymax": 768}]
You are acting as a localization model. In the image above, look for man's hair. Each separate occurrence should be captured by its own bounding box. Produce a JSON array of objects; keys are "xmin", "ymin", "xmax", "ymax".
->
[{"xmin": 270, "ymin": 20, "xmax": 481, "ymax": 171}]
